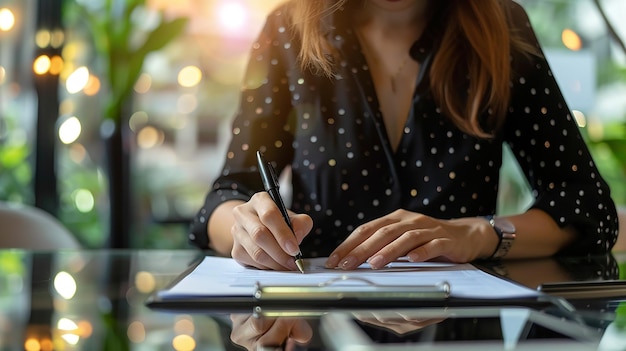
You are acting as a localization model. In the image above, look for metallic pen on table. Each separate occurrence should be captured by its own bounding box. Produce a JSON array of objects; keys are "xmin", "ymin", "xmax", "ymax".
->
[{"xmin": 256, "ymin": 151, "xmax": 305, "ymax": 273}]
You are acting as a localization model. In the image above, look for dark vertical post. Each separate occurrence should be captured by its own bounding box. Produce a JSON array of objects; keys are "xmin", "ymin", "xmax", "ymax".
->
[
  {"xmin": 101, "ymin": 99, "xmax": 133, "ymax": 249},
  {"xmin": 33, "ymin": 0, "xmax": 63, "ymax": 216}
]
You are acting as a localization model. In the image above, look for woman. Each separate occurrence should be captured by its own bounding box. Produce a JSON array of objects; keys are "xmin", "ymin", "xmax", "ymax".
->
[{"xmin": 189, "ymin": 0, "xmax": 618, "ymax": 271}]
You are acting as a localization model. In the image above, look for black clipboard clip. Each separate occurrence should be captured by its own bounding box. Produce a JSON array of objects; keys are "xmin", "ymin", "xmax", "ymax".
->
[{"xmin": 254, "ymin": 276, "xmax": 451, "ymax": 301}]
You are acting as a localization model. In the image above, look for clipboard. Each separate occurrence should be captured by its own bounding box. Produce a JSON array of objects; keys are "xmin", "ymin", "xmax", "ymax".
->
[
  {"xmin": 146, "ymin": 286, "xmax": 561, "ymax": 312},
  {"xmin": 145, "ymin": 256, "xmax": 564, "ymax": 312}
]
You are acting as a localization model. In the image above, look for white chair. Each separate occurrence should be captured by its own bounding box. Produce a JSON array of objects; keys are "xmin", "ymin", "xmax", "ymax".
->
[{"xmin": 0, "ymin": 202, "xmax": 81, "ymax": 249}]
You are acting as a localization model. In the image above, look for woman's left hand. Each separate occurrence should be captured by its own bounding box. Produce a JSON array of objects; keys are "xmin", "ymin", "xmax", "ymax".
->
[{"xmin": 325, "ymin": 210, "xmax": 497, "ymax": 270}]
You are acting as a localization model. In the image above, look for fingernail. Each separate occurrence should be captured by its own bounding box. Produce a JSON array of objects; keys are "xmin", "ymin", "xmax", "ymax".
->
[
  {"xmin": 368, "ymin": 255, "xmax": 384, "ymax": 269},
  {"xmin": 285, "ymin": 241, "xmax": 298, "ymax": 256},
  {"xmin": 325, "ymin": 254, "xmax": 339, "ymax": 268},
  {"xmin": 340, "ymin": 256, "xmax": 356, "ymax": 270},
  {"xmin": 408, "ymin": 253, "xmax": 419, "ymax": 262}
]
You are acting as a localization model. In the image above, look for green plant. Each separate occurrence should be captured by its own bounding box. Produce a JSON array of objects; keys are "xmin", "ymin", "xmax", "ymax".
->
[
  {"xmin": 63, "ymin": 0, "xmax": 189, "ymax": 246},
  {"xmin": 0, "ymin": 116, "xmax": 33, "ymax": 204},
  {"xmin": 64, "ymin": 0, "xmax": 188, "ymax": 122}
]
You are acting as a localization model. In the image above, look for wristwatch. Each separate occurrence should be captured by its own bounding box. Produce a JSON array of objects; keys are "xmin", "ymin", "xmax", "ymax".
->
[{"xmin": 484, "ymin": 215, "xmax": 516, "ymax": 259}]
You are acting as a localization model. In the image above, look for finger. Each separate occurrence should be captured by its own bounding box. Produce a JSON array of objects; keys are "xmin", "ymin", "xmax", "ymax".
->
[
  {"xmin": 406, "ymin": 237, "xmax": 452, "ymax": 262},
  {"xmin": 250, "ymin": 316, "xmax": 276, "ymax": 334},
  {"xmin": 256, "ymin": 319, "xmax": 297, "ymax": 347},
  {"xmin": 231, "ymin": 223, "xmax": 290, "ymax": 271},
  {"xmin": 289, "ymin": 318, "xmax": 313, "ymax": 343},
  {"xmin": 335, "ymin": 221, "xmax": 418, "ymax": 270},
  {"xmin": 233, "ymin": 203, "xmax": 296, "ymax": 270},
  {"xmin": 231, "ymin": 247, "xmax": 274, "ymax": 270},
  {"xmin": 325, "ymin": 218, "xmax": 389, "ymax": 268},
  {"xmin": 367, "ymin": 229, "xmax": 435, "ymax": 269},
  {"xmin": 229, "ymin": 314, "xmax": 259, "ymax": 347},
  {"xmin": 255, "ymin": 196, "xmax": 301, "ymax": 256},
  {"xmin": 229, "ymin": 313, "xmax": 250, "ymax": 326},
  {"xmin": 244, "ymin": 193, "xmax": 301, "ymax": 259}
]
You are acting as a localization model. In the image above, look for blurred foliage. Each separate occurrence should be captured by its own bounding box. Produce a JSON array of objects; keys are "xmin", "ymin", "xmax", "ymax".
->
[
  {"xmin": 57, "ymin": 149, "xmax": 108, "ymax": 248},
  {"xmin": 0, "ymin": 117, "xmax": 33, "ymax": 204},
  {"xmin": 583, "ymin": 122, "xmax": 626, "ymax": 206},
  {"xmin": 59, "ymin": 0, "xmax": 189, "ymax": 248},
  {"xmin": 63, "ymin": 0, "xmax": 188, "ymax": 122},
  {"xmin": 0, "ymin": 251, "xmax": 26, "ymax": 308},
  {"xmin": 597, "ymin": 56, "xmax": 626, "ymax": 87},
  {"xmin": 0, "ymin": 251, "xmax": 25, "ymax": 277},
  {"xmin": 520, "ymin": 1, "xmax": 573, "ymax": 48}
]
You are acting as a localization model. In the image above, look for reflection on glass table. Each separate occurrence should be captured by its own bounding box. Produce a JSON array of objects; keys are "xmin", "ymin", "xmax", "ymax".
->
[{"xmin": 0, "ymin": 249, "xmax": 624, "ymax": 351}]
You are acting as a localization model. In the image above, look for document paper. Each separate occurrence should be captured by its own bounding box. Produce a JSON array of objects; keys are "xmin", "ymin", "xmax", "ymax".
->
[{"xmin": 157, "ymin": 256, "xmax": 539, "ymax": 300}]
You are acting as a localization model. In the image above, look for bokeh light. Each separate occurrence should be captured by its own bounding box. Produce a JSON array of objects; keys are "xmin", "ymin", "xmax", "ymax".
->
[
  {"xmin": 66, "ymin": 66, "xmax": 90, "ymax": 94},
  {"xmin": 51, "ymin": 28, "xmax": 65, "ymax": 48},
  {"xmin": 0, "ymin": 8, "xmax": 15, "ymax": 32},
  {"xmin": 178, "ymin": 65, "xmax": 202, "ymax": 88},
  {"xmin": 127, "ymin": 321, "xmax": 146, "ymax": 343},
  {"xmin": 172, "ymin": 334, "xmax": 196, "ymax": 351},
  {"xmin": 40, "ymin": 338, "xmax": 53, "ymax": 351},
  {"xmin": 73, "ymin": 189, "xmax": 95, "ymax": 213},
  {"xmin": 58, "ymin": 116, "xmax": 82, "ymax": 144},
  {"xmin": 33, "ymin": 55, "xmax": 51, "ymax": 75},
  {"xmin": 216, "ymin": 1, "xmax": 248, "ymax": 34},
  {"xmin": 24, "ymin": 338, "xmax": 39, "ymax": 351},
  {"xmin": 57, "ymin": 318, "xmax": 78, "ymax": 332},
  {"xmin": 35, "ymin": 29, "xmax": 51, "ymax": 48},
  {"xmin": 174, "ymin": 317, "xmax": 195, "ymax": 335},
  {"xmin": 83, "ymin": 74, "xmax": 101, "ymax": 96},
  {"xmin": 49, "ymin": 55, "xmax": 64, "ymax": 75},
  {"xmin": 69, "ymin": 143, "xmax": 87, "ymax": 164},
  {"xmin": 134, "ymin": 271, "xmax": 156, "ymax": 293},
  {"xmin": 134, "ymin": 73, "xmax": 153, "ymax": 94},
  {"xmin": 54, "ymin": 272, "xmax": 77, "ymax": 299},
  {"xmin": 129, "ymin": 111, "xmax": 149, "ymax": 132},
  {"xmin": 562, "ymin": 28, "xmax": 582, "ymax": 51},
  {"xmin": 137, "ymin": 126, "xmax": 164, "ymax": 149},
  {"xmin": 60, "ymin": 334, "xmax": 79, "ymax": 345}
]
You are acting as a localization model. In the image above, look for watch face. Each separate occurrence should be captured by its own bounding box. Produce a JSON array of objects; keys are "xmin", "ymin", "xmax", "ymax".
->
[{"xmin": 494, "ymin": 217, "xmax": 516, "ymax": 234}]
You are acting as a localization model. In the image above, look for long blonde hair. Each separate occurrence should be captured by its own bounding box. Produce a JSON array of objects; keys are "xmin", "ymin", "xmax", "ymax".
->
[{"xmin": 288, "ymin": 0, "xmax": 537, "ymax": 137}]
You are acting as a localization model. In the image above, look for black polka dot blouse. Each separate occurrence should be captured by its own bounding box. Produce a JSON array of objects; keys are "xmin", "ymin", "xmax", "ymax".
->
[{"xmin": 189, "ymin": 0, "xmax": 618, "ymax": 258}]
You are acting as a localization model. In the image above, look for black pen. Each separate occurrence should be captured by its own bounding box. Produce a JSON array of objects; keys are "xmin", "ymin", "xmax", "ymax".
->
[{"xmin": 256, "ymin": 151, "xmax": 305, "ymax": 273}]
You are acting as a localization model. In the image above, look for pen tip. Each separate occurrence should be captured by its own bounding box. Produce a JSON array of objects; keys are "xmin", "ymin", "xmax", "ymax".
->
[{"xmin": 295, "ymin": 259, "xmax": 305, "ymax": 273}]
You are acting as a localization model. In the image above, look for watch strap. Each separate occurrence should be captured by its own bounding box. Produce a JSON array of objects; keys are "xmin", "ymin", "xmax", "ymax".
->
[{"xmin": 484, "ymin": 215, "xmax": 516, "ymax": 260}]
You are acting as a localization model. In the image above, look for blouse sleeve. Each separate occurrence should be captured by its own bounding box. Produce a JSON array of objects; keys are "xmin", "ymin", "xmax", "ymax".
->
[
  {"xmin": 188, "ymin": 8, "xmax": 297, "ymax": 249},
  {"xmin": 504, "ymin": 1, "xmax": 618, "ymax": 255}
]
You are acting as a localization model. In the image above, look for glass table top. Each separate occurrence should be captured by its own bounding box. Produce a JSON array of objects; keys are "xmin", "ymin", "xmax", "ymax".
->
[{"xmin": 0, "ymin": 249, "xmax": 624, "ymax": 351}]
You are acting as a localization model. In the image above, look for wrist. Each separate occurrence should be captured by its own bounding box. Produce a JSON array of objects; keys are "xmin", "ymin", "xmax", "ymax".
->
[
  {"xmin": 478, "ymin": 216, "xmax": 500, "ymax": 259},
  {"xmin": 482, "ymin": 215, "xmax": 517, "ymax": 260}
]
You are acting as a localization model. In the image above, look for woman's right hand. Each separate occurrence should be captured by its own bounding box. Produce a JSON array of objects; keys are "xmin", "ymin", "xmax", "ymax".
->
[
  {"xmin": 230, "ymin": 314, "xmax": 313, "ymax": 351},
  {"xmin": 230, "ymin": 192, "xmax": 313, "ymax": 270}
]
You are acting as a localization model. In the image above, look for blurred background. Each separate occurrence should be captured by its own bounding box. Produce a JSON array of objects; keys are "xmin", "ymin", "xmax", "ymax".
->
[{"xmin": 0, "ymin": 0, "xmax": 625, "ymax": 249}]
